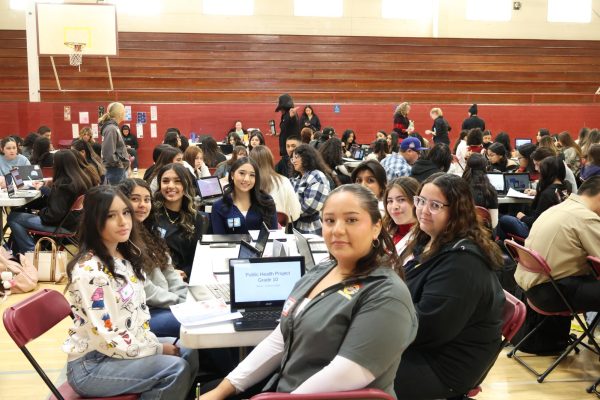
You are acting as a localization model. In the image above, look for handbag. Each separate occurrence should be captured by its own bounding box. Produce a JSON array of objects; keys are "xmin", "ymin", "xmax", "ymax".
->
[
  {"xmin": 24, "ymin": 237, "xmax": 67, "ymax": 283},
  {"xmin": 0, "ymin": 246, "xmax": 38, "ymax": 294}
]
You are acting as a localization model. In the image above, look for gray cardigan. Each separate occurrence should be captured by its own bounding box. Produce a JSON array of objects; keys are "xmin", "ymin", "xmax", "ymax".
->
[{"xmin": 143, "ymin": 265, "xmax": 187, "ymax": 308}]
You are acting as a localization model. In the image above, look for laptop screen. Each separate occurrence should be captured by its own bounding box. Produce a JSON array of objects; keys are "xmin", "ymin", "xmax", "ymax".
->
[
  {"xmin": 4, "ymin": 173, "xmax": 15, "ymax": 195},
  {"xmin": 352, "ymin": 148, "xmax": 364, "ymax": 160},
  {"xmin": 17, "ymin": 165, "xmax": 43, "ymax": 182},
  {"xmin": 515, "ymin": 138, "xmax": 532, "ymax": 148},
  {"xmin": 197, "ymin": 177, "xmax": 222, "ymax": 199},
  {"xmin": 487, "ymin": 173, "xmax": 505, "ymax": 192},
  {"xmin": 10, "ymin": 169, "xmax": 24, "ymax": 189},
  {"xmin": 255, "ymin": 222, "xmax": 270, "ymax": 254},
  {"xmin": 505, "ymin": 173, "xmax": 531, "ymax": 192},
  {"xmin": 238, "ymin": 240, "xmax": 261, "ymax": 259},
  {"xmin": 230, "ymin": 257, "xmax": 305, "ymax": 307},
  {"xmin": 293, "ymin": 228, "xmax": 315, "ymax": 270}
]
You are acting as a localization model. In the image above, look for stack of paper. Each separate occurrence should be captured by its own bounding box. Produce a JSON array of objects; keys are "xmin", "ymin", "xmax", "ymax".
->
[
  {"xmin": 170, "ymin": 299, "xmax": 241, "ymax": 327},
  {"xmin": 507, "ymin": 188, "xmax": 534, "ymax": 199}
]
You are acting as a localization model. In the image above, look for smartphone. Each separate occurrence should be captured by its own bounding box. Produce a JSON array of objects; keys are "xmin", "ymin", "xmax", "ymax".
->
[{"xmin": 269, "ymin": 120, "xmax": 276, "ymax": 135}]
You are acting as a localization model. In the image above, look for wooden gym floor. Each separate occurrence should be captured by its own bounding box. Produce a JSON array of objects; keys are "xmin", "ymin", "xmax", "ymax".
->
[{"xmin": 1, "ymin": 285, "xmax": 599, "ymax": 400}]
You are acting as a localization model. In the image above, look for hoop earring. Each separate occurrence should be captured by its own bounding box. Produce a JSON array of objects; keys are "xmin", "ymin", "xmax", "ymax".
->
[
  {"xmin": 129, "ymin": 240, "xmax": 142, "ymax": 257},
  {"xmin": 372, "ymin": 238, "xmax": 381, "ymax": 248}
]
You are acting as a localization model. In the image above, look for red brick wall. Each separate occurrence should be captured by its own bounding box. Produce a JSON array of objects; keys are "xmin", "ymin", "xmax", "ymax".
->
[{"xmin": 2, "ymin": 102, "xmax": 599, "ymax": 168}]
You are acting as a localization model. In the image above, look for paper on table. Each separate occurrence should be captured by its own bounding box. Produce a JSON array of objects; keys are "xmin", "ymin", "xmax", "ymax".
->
[
  {"xmin": 507, "ymin": 188, "xmax": 534, "ymax": 199},
  {"xmin": 183, "ymin": 312, "xmax": 242, "ymax": 328},
  {"xmin": 170, "ymin": 299, "xmax": 232, "ymax": 326}
]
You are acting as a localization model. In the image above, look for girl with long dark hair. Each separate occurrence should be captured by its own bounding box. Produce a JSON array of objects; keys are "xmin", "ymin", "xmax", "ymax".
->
[
  {"xmin": 63, "ymin": 185, "xmax": 198, "ymax": 399},
  {"xmin": 463, "ymin": 153, "xmax": 499, "ymax": 227},
  {"xmin": 201, "ymin": 136, "xmax": 226, "ymax": 168},
  {"xmin": 486, "ymin": 142, "xmax": 518, "ymax": 172},
  {"xmin": 211, "ymin": 157, "xmax": 277, "ymax": 234}
]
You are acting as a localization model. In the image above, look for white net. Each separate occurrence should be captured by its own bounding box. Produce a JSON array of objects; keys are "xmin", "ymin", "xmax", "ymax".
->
[{"xmin": 65, "ymin": 42, "xmax": 85, "ymax": 69}]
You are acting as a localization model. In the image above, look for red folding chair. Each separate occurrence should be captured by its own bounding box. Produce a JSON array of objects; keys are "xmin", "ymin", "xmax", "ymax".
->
[
  {"xmin": 27, "ymin": 195, "xmax": 84, "ymax": 256},
  {"xmin": 585, "ymin": 256, "xmax": 600, "ymax": 395},
  {"xmin": 466, "ymin": 290, "xmax": 527, "ymax": 397},
  {"xmin": 504, "ymin": 240, "xmax": 600, "ymax": 383},
  {"xmin": 3, "ymin": 289, "xmax": 139, "ymax": 400},
  {"xmin": 251, "ymin": 388, "xmax": 394, "ymax": 400}
]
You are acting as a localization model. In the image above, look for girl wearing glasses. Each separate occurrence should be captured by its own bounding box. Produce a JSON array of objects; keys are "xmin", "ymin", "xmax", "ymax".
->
[{"xmin": 395, "ymin": 173, "xmax": 504, "ymax": 400}]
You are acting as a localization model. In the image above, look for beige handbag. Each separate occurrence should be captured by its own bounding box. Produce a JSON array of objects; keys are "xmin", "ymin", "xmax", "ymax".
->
[{"xmin": 24, "ymin": 237, "xmax": 67, "ymax": 283}]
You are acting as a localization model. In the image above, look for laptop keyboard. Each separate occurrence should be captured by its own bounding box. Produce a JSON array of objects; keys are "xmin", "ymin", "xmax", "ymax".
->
[
  {"xmin": 309, "ymin": 241, "xmax": 328, "ymax": 252},
  {"xmin": 206, "ymin": 283, "xmax": 230, "ymax": 303},
  {"xmin": 242, "ymin": 310, "xmax": 281, "ymax": 321}
]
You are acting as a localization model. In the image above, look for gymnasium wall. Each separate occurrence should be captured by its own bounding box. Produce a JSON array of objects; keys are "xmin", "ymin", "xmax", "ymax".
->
[{"xmin": 2, "ymin": 101, "xmax": 598, "ymax": 168}]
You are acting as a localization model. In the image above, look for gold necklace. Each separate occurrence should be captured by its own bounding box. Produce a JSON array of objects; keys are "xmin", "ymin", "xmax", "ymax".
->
[{"xmin": 163, "ymin": 206, "xmax": 180, "ymax": 224}]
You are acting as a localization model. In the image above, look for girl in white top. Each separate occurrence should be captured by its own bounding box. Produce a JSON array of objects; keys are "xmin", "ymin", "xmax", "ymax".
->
[
  {"xmin": 249, "ymin": 145, "xmax": 301, "ymax": 223},
  {"xmin": 63, "ymin": 185, "xmax": 197, "ymax": 399},
  {"xmin": 183, "ymin": 145, "xmax": 210, "ymax": 179}
]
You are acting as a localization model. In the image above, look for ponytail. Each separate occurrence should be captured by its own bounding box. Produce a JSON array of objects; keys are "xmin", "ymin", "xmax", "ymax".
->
[{"xmin": 98, "ymin": 102, "xmax": 124, "ymax": 125}]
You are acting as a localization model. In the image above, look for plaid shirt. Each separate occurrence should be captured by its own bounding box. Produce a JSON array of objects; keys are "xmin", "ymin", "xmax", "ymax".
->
[
  {"xmin": 292, "ymin": 170, "xmax": 331, "ymax": 235},
  {"xmin": 381, "ymin": 153, "xmax": 412, "ymax": 181}
]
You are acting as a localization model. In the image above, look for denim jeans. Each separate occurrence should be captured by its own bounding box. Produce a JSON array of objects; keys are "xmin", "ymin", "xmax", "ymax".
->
[
  {"xmin": 105, "ymin": 167, "xmax": 127, "ymax": 185},
  {"xmin": 67, "ymin": 337, "xmax": 198, "ymax": 400},
  {"xmin": 7, "ymin": 212, "xmax": 69, "ymax": 254},
  {"xmin": 497, "ymin": 214, "xmax": 530, "ymax": 241},
  {"xmin": 149, "ymin": 307, "xmax": 181, "ymax": 338},
  {"xmin": 127, "ymin": 148, "xmax": 139, "ymax": 169}
]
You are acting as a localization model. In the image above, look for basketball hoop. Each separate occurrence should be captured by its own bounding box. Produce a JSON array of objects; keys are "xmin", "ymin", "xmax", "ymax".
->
[{"xmin": 65, "ymin": 42, "xmax": 85, "ymax": 70}]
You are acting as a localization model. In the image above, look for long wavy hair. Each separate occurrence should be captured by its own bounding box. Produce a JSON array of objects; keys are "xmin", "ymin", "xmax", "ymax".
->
[
  {"xmin": 323, "ymin": 184, "xmax": 405, "ymax": 280},
  {"xmin": 223, "ymin": 157, "xmax": 276, "ymax": 227},
  {"xmin": 401, "ymin": 173, "xmax": 503, "ymax": 268},
  {"xmin": 147, "ymin": 146, "xmax": 183, "ymax": 183},
  {"xmin": 53, "ymin": 150, "xmax": 95, "ymax": 195},
  {"xmin": 382, "ymin": 177, "xmax": 419, "ymax": 237},
  {"xmin": 70, "ymin": 149, "xmax": 101, "ymax": 186},
  {"xmin": 293, "ymin": 144, "xmax": 336, "ymax": 184},
  {"xmin": 154, "ymin": 163, "xmax": 197, "ymax": 238},
  {"xmin": 249, "ymin": 145, "xmax": 283, "ymax": 193},
  {"xmin": 66, "ymin": 186, "xmax": 148, "ymax": 287},
  {"xmin": 372, "ymin": 139, "xmax": 389, "ymax": 161},
  {"xmin": 71, "ymin": 139, "xmax": 106, "ymax": 177},
  {"xmin": 533, "ymin": 156, "xmax": 570, "ymax": 209},
  {"xmin": 118, "ymin": 178, "xmax": 171, "ymax": 273},
  {"xmin": 462, "ymin": 153, "xmax": 497, "ymax": 209}
]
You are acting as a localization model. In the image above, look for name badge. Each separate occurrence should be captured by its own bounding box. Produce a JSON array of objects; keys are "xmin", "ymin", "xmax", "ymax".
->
[{"xmin": 227, "ymin": 217, "xmax": 241, "ymax": 228}]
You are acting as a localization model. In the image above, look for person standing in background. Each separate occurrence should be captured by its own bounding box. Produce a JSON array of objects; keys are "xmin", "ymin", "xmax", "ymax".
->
[
  {"xmin": 275, "ymin": 93, "xmax": 301, "ymax": 157},
  {"xmin": 100, "ymin": 102, "xmax": 130, "ymax": 185},
  {"xmin": 300, "ymin": 105, "xmax": 322, "ymax": 132},
  {"xmin": 461, "ymin": 104, "xmax": 485, "ymax": 131},
  {"xmin": 121, "ymin": 124, "xmax": 139, "ymax": 173},
  {"xmin": 393, "ymin": 102, "xmax": 414, "ymax": 139},
  {"xmin": 425, "ymin": 107, "xmax": 451, "ymax": 146}
]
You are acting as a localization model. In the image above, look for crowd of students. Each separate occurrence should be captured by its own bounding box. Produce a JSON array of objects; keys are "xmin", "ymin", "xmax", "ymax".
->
[{"xmin": 2, "ymin": 99, "xmax": 600, "ymax": 399}]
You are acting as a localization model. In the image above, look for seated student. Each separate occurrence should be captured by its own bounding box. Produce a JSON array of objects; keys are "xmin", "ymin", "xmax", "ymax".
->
[
  {"xmin": 250, "ymin": 145, "xmax": 301, "ymax": 223},
  {"xmin": 515, "ymin": 176, "xmax": 600, "ymax": 312},
  {"xmin": 383, "ymin": 177, "xmax": 419, "ymax": 254},
  {"xmin": 351, "ymin": 160, "xmax": 387, "ymax": 214},
  {"xmin": 201, "ymin": 137, "xmax": 227, "ymax": 168},
  {"xmin": 8, "ymin": 150, "xmax": 94, "ymax": 254},
  {"xmin": 211, "ymin": 157, "xmax": 277, "ymax": 234},
  {"xmin": 341, "ymin": 129, "xmax": 356, "ymax": 156},
  {"xmin": 215, "ymin": 145, "xmax": 248, "ymax": 179},
  {"xmin": 395, "ymin": 173, "xmax": 504, "ymax": 400},
  {"xmin": 78, "ymin": 126, "xmax": 102, "ymax": 156},
  {"xmin": 71, "ymin": 149, "xmax": 102, "ymax": 187},
  {"xmin": 486, "ymin": 142, "xmax": 518, "ymax": 172},
  {"xmin": 63, "ymin": 185, "xmax": 198, "ymax": 399},
  {"xmin": 121, "ymin": 124, "xmax": 139, "ymax": 173},
  {"xmin": 183, "ymin": 145, "xmax": 210, "ymax": 179},
  {"xmin": 118, "ymin": 178, "xmax": 186, "ymax": 338},
  {"xmin": 454, "ymin": 130, "xmax": 469, "ymax": 170},
  {"xmin": 164, "ymin": 129, "xmax": 182, "ymax": 150},
  {"xmin": 464, "ymin": 128, "xmax": 484, "ymax": 159},
  {"xmin": 227, "ymin": 131, "xmax": 244, "ymax": 147},
  {"xmin": 300, "ymin": 127, "xmax": 313, "ymax": 144},
  {"xmin": 291, "ymin": 144, "xmax": 333, "ymax": 235},
  {"xmin": 71, "ymin": 139, "xmax": 106, "ymax": 183},
  {"xmin": 144, "ymin": 144, "xmax": 172, "ymax": 181},
  {"xmin": 463, "ymin": 153, "xmax": 499, "ymax": 228},
  {"xmin": 21, "ymin": 132, "xmax": 39, "ymax": 160},
  {"xmin": 580, "ymin": 144, "xmax": 600, "ymax": 181},
  {"xmin": 319, "ymin": 137, "xmax": 351, "ymax": 185},
  {"xmin": 37, "ymin": 125, "xmax": 53, "ymax": 149},
  {"xmin": 494, "ymin": 131, "xmax": 513, "ymax": 157},
  {"xmin": 409, "ymin": 143, "xmax": 452, "ymax": 183},
  {"xmin": 275, "ymin": 135, "xmax": 300, "ymax": 178},
  {"xmin": 558, "ymin": 131, "xmax": 583, "ymax": 176},
  {"xmin": 147, "ymin": 146, "xmax": 183, "ymax": 194},
  {"xmin": 381, "ymin": 137, "xmax": 423, "ymax": 181},
  {"xmin": 482, "ymin": 130, "xmax": 493, "ymax": 150},
  {"xmin": 248, "ymin": 130, "xmax": 265, "ymax": 152},
  {"xmin": 0, "ymin": 136, "xmax": 30, "ymax": 176},
  {"xmin": 532, "ymin": 146, "xmax": 578, "ymax": 193},
  {"xmin": 202, "ymin": 185, "xmax": 417, "ymax": 399},
  {"xmin": 30, "ymin": 136, "xmax": 54, "ymax": 168},
  {"xmin": 498, "ymin": 156, "xmax": 571, "ymax": 240},
  {"xmin": 515, "ymin": 142, "xmax": 538, "ymax": 180},
  {"xmin": 365, "ymin": 138, "xmax": 388, "ymax": 163},
  {"xmin": 154, "ymin": 163, "xmax": 206, "ymax": 278}
]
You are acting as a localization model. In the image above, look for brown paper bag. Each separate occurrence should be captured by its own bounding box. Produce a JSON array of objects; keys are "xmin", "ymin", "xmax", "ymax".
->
[{"xmin": 25, "ymin": 237, "xmax": 67, "ymax": 283}]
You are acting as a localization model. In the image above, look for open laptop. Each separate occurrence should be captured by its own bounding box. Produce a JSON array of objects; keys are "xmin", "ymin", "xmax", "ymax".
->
[
  {"xmin": 504, "ymin": 172, "xmax": 531, "ymax": 193},
  {"xmin": 351, "ymin": 147, "xmax": 365, "ymax": 160},
  {"xmin": 4, "ymin": 170, "xmax": 38, "ymax": 199},
  {"xmin": 201, "ymin": 234, "xmax": 253, "ymax": 245},
  {"xmin": 293, "ymin": 228, "xmax": 329, "ymax": 270},
  {"xmin": 487, "ymin": 173, "xmax": 506, "ymax": 195},
  {"xmin": 515, "ymin": 138, "xmax": 532, "ymax": 148},
  {"xmin": 230, "ymin": 256, "xmax": 305, "ymax": 331},
  {"xmin": 196, "ymin": 176, "xmax": 223, "ymax": 204},
  {"xmin": 16, "ymin": 165, "xmax": 44, "ymax": 182}
]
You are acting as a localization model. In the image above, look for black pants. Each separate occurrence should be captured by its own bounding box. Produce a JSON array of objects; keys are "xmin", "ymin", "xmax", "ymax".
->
[
  {"xmin": 395, "ymin": 351, "xmax": 459, "ymax": 400},
  {"xmin": 526, "ymin": 275, "xmax": 600, "ymax": 312},
  {"xmin": 127, "ymin": 148, "xmax": 139, "ymax": 169}
]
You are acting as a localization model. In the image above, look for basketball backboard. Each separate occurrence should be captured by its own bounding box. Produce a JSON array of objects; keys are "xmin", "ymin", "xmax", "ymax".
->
[{"xmin": 36, "ymin": 2, "xmax": 118, "ymax": 56}]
